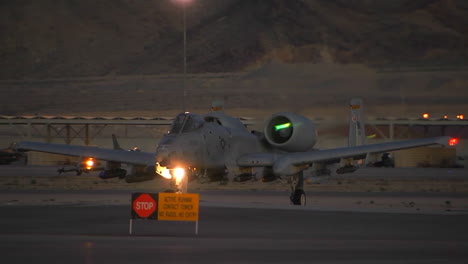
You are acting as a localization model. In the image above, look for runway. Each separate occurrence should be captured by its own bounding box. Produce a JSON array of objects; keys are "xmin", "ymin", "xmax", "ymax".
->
[{"xmin": 1, "ymin": 191, "xmax": 468, "ymax": 263}]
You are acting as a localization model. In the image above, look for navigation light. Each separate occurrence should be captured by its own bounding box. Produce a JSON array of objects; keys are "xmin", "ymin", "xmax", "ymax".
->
[
  {"xmin": 449, "ymin": 138, "xmax": 459, "ymax": 146},
  {"xmin": 85, "ymin": 158, "xmax": 94, "ymax": 170}
]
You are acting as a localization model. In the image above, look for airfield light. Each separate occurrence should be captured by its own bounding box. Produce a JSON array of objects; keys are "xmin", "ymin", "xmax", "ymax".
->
[
  {"xmin": 449, "ymin": 138, "xmax": 459, "ymax": 146},
  {"xmin": 275, "ymin": 122, "xmax": 291, "ymax": 131},
  {"xmin": 443, "ymin": 115, "xmax": 448, "ymax": 119},
  {"xmin": 457, "ymin": 114, "xmax": 464, "ymax": 120},
  {"xmin": 173, "ymin": 167, "xmax": 185, "ymax": 185},
  {"xmin": 422, "ymin": 113, "xmax": 430, "ymax": 119}
]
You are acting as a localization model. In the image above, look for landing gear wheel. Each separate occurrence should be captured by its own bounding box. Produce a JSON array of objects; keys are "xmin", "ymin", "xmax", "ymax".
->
[{"xmin": 290, "ymin": 189, "xmax": 306, "ymax": 206}]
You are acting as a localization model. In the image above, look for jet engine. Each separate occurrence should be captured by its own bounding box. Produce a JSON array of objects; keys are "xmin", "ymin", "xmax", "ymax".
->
[{"xmin": 264, "ymin": 113, "xmax": 317, "ymax": 152}]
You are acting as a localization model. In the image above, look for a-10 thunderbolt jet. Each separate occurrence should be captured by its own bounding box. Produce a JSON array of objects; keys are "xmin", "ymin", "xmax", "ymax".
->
[{"xmin": 16, "ymin": 99, "xmax": 458, "ymax": 205}]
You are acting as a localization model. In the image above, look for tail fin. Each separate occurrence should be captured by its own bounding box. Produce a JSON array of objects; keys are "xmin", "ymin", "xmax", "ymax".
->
[
  {"xmin": 348, "ymin": 98, "xmax": 366, "ymax": 147},
  {"xmin": 112, "ymin": 134, "xmax": 122, "ymax": 150}
]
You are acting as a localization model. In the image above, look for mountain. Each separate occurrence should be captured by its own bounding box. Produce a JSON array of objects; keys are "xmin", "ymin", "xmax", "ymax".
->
[{"xmin": 1, "ymin": 0, "xmax": 467, "ymax": 79}]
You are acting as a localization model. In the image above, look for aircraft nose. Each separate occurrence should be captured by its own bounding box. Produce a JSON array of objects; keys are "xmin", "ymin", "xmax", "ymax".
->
[
  {"xmin": 155, "ymin": 148, "xmax": 170, "ymax": 164},
  {"xmin": 156, "ymin": 135, "xmax": 178, "ymax": 166},
  {"xmin": 155, "ymin": 145, "xmax": 178, "ymax": 167}
]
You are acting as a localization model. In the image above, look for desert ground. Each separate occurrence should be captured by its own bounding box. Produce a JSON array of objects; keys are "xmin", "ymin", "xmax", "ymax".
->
[{"xmin": 1, "ymin": 62, "xmax": 467, "ymax": 119}]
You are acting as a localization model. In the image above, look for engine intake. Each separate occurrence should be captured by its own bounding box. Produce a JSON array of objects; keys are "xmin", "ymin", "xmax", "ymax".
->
[{"xmin": 264, "ymin": 113, "xmax": 317, "ymax": 152}]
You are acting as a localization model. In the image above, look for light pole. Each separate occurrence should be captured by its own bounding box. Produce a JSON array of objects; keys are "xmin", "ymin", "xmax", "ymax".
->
[{"xmin": 172, "ymin": 0, "xmax": 193, "ymax": 112}]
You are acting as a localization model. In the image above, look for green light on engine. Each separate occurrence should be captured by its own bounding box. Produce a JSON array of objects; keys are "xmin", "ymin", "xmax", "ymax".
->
[{"xmin": 275, "ymin": 122, "xmax": 291, "ymax": 131}]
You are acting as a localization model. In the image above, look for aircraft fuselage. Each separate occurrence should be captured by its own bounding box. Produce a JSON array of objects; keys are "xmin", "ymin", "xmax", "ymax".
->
[{"xmin": 154, "ymin": 112, "xmax": 263, "ymax": 178}]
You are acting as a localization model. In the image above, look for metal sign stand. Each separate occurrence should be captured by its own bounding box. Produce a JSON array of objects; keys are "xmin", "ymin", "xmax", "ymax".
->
[
  {"xmin": 129, "ymin": 219, "xmax": 133, "ymax": 235},
  {"xmin": 129, "ymin": 219, "xmax": 198, "ymax": 235}
]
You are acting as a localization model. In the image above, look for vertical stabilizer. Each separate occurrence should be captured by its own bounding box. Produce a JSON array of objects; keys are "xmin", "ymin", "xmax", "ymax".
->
[
  {"xmin": 348, "ymin": 98, "xmax": 366, "ymax": 147},
  {"xmin": 112, "ymin": 134, "xmax": 122, "ymax": 150}
]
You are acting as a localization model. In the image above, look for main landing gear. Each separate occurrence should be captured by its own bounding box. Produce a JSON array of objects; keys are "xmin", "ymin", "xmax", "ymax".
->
[{"xmin": 290, "ymin": 172, "xmax": 306, "ymax": 206}]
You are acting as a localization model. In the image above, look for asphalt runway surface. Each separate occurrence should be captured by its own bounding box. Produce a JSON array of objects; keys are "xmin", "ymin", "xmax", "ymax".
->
[
  {"xmin": 1, "ymin": 191, "xmax": 468, "ymax": 264},
  {"xmin": 1, "ymin": 166, "xmax": 468, "ymax": 263}
]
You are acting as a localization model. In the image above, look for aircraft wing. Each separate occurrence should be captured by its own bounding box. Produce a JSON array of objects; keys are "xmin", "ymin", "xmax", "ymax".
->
[
  {"xmin": 16, "ymin": 141, "xmax": 155, "ymax": 166},
  {"xmin": 237, "ymin": 136, "xmax": 453, "ymax": 175}
]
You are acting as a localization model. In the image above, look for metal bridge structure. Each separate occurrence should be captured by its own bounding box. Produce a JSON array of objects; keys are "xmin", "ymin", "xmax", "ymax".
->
[
  {"xmin": 0, "ymin": 115, "xmax": 467, "ymax": 146},
  {"xmin": 0, "ymin": 115, "xmax": 255, "ymax": 145}
]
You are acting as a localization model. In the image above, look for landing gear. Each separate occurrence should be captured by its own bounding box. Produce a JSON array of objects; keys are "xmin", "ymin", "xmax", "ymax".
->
[
  {"xmin": 289, "ymin": 172, "xmax": 306, "ymax": 206},
  {"xmin": 198, "ymin": 168, "xmax": 228, "ymax": 183},
  {"xmin": 290, "ymin": 189, "xmax": 306, "ymax": 206}
]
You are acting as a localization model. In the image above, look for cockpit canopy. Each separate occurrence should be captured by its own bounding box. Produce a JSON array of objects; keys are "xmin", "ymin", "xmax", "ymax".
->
[{"xmin": 169, "ymin": 113, "xmax": 204, "ymax": 134}]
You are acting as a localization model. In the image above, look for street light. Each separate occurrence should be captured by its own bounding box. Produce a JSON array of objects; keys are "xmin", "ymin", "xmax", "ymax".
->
[{"xmin": 171, "ymin": 0, "xmax": 193, "ymax": 111}]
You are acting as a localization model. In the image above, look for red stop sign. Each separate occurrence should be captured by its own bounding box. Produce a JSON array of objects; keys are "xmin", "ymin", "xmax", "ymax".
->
[{"xmin": 133, "ymin": 193, "xmax": 157, "ymax": 218}]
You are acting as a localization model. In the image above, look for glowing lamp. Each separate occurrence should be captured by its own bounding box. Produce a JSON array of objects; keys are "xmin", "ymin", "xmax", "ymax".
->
[
  {"xmin": 457, "ymin": 115, "xmax": 464, "ymax": 120},
  {"xmin": 443, "ymin": 115, "xmax": 448, "ymax": 119},
  {"xmin": 161, "ymin": 168, "xmax": 172, "ymax": 179},
  {"xmin": 85, "ymin": 158, "xmax": 94, "ymax": 169},
  {"xmin": 449, "ymin": 138, "xmax": 459, "ymax": 146},
  {"xmin": 422, "ymin": 113, "xmax": 429, "ymax": 119},
  {"xmin": 275, "ymin": 122, "xmax": 291, "ymax": 131},
  {"xmin": 173, "ymin": 167, "xmax": 185, "ymax": 185}
]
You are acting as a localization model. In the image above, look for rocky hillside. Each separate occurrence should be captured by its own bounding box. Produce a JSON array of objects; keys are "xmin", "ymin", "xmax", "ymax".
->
[{"xmin": 1, "ymin": 0, "xmax": 467, "ymax": 79}]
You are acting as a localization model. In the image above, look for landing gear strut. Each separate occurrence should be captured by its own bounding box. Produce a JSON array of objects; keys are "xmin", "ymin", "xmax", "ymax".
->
[{"xmin": 290, "ymin": 172, "xmax": 306, "ymax": 205}]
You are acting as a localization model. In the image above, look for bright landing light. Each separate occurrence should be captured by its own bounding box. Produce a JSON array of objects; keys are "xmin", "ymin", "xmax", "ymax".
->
[
  {"xmin": 275, "ymin": 122, "xmax": 291, "ymax": 131},
  {"xmin": 161, "ymin": 168, "xmax": 172, "ymax": 180},
  {"xmin": 173, "ymin": 167, "xmax": 185, "ymax": 185}
]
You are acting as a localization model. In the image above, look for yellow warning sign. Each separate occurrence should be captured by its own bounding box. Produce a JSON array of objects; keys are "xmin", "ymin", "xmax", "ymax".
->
[{"xmin": 157, "ymin": 193, "xmax": 199, "ymax": 221}]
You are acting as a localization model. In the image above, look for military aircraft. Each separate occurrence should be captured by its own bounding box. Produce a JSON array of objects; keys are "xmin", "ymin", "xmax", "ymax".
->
[
  {"xmin": 0, "ymin": 143, "xmax": 24, "ymax": 165},
  {"xmin": 16, "ymin": 99, "xmax": 458, "ymax": 205}
]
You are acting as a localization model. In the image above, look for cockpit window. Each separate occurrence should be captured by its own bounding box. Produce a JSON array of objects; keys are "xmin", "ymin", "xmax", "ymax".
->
[
  {"xmin": 204, "ymin": 116, "xmax": 222, "ymax": 126},
  {"xmin": 170, "ymin": 113, "xmax": 186, "ymax": 134},
  {"xmin": 169, "ymin": 113, "xmax": 204, "ymax": 134}
]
